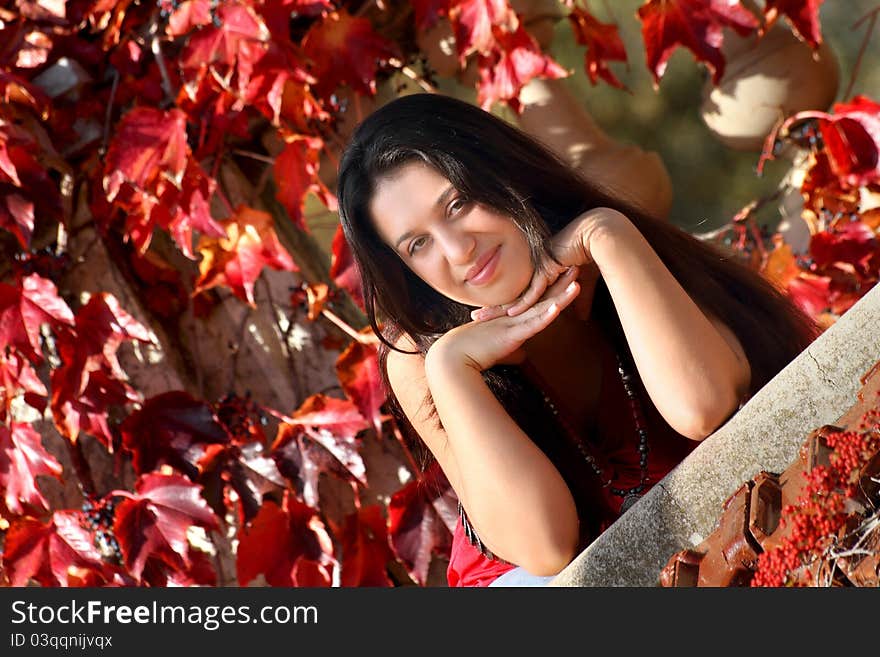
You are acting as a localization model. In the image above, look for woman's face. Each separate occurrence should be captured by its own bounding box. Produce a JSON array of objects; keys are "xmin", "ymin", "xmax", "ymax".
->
[{"xmin": 369, "ymin": 162, "xmax": 534, "ymax": 308}]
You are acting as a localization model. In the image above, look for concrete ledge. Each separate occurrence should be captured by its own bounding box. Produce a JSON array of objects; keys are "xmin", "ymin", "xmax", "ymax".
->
[{"xmin": 551, "ymin": 284, "xmax": 880, "ymax": 586}]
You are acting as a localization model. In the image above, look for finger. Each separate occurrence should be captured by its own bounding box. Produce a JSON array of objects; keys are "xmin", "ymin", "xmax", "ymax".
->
[
  {"xmin": 542, "ymin": 265, "xmax": 580, "ymax": 300},
  {"xmin": 507, "ymin": 265, "xmax": 577, "ymax": 317},
  {"xmin": 470, "ymin": 305, "xmax": 507, "ymax": 322},
  {"xmin": 505, "ymin": 274, "xmax": 550, "ymax": 317},
  {"xmin": 507, "ymin": 279, "xmax": 580, "ymax": 341}
]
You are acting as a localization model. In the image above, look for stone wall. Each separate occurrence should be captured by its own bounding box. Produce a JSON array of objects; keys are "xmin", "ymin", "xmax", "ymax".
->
[{"xmin": 550, "ymin": 284, "xmax": 880, "ymax": 586}]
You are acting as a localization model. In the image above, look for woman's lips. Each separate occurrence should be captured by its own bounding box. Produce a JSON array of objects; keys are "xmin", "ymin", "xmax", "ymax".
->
[{"xmin": 465, "ymin": 246, "xmax": 501, "ymax": 285}]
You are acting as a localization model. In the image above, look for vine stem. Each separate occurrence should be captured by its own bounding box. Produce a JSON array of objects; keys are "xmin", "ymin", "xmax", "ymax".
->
[
  {"xmin": 693, "ymin": 184, "xmax": 785, "ymax": 242},
  {"xmin": 321, "ymin": 141, "xmax": 340, "ymax": 169},
  {"xmin": 843, "ymin": 7, "xmax": 879, "ymax": 101},
  {"xmin": 228, "ymin": 306, "xmax": 252, "ymax": 393},
  {"xmin": 66, "ymin": 439, "xmax": 97, "ymax": 499},
  {"xmin": 354, "ymin": 0, "xmax": 381, "ymax": 18},
  {"xmin": 390, "ymin": 418, "xmax": 422, "ymax": 479},
  {"xmin": 215, "ymin": 183, "xmax": 235, "ymax": 216},
  {"xmin": 232, "ymin": 149, "xmax": 276, "ymax": 165},
  {"xmin": 387, "ymin": 58, "xmax": 438, "ymax": 93},
  {"xmin": 148, "ymin": 18, "xmax": 175, "ymax": 107},
  {"xmin": 320, "ymin": 307, "xmax": 378, "ymax": 344},
  {"xmin": 101, "ymin": 69, "xmax": 119, "ymax": 154}
]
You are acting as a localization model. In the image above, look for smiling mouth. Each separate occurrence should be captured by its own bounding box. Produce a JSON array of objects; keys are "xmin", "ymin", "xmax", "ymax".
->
[{"xmin": 465, "ymin": 246, "xmax": 501, "ymax": 285}]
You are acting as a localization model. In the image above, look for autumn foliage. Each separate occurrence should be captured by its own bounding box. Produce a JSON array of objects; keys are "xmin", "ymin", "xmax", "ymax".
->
[{"xmin": 0, "ymin": 0, "xmax": 875, "ymax": 588}]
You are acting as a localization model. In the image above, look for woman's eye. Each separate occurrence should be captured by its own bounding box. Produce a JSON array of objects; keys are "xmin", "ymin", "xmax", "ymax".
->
[
  {"xmin": 409, "ymin": 236, "xmax": 427, "ymax": 255},
  {"xmin": 448, "ymin": 198, "xmax": 467, "ymax": 216}
]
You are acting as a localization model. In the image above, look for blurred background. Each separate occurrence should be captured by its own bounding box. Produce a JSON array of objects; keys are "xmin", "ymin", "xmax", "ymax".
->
[
  {"xmin": 307, "ymin": 1, "xmax": 880, "ymax": 243},
  {"xmin": 474, "ymin": 0, "xmax": 880, "ymax": 233}
]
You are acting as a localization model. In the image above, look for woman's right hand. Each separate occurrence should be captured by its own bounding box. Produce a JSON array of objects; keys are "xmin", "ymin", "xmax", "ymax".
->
[{"xmin": 426, "ymin": 266, "xmax": 581, "ymax": 373}]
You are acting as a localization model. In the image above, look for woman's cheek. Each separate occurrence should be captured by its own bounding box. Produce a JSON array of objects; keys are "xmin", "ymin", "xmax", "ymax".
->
[{"xmin": 500, "ymin": 259, "xmax": 535, "ymax": 305}]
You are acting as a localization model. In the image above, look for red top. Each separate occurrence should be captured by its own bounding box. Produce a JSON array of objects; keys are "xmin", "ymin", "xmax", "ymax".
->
[{"xmin": 446, "ymin": 339, "xmax": 699, "ymax": 587}]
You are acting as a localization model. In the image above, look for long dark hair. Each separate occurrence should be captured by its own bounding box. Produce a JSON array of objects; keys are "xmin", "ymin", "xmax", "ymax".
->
[{"xmin": 336, "ymin": 92, "xmax": 819, "ymax": 476}]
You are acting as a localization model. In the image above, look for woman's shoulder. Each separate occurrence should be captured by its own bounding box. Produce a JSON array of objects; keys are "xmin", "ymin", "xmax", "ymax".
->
[{"xmin": 385, "ymin": 332, "xmax": 425, "ymax": 393}]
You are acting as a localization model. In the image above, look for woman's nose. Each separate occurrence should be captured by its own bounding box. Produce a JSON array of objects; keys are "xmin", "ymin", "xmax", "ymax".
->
[{"xmin": 435, "ymin": 226, "xmax": 475, "ymax": 264}]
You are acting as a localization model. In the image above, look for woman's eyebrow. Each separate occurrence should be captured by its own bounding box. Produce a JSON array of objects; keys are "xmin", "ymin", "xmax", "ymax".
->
[{"xmin": 393, "ymin": 185, "xmax": 456, "ymax": 250}]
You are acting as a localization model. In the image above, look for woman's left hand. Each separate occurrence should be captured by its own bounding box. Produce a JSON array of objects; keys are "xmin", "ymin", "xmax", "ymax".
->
[{"xmin": 471, "ymin": 208, "xmax": 622, "ymax": 322}]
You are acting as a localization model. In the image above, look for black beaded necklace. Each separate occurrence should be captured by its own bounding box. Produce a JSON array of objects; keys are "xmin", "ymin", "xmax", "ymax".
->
[{"xmin": 533, "ymin": 350, "xmax": 650, "ymax": 514}]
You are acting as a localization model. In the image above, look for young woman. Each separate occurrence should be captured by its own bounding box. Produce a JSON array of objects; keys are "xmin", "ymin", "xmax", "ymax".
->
[{"xmin": 336, "ymin": 93, "xmax": 819, "ymax": 587}]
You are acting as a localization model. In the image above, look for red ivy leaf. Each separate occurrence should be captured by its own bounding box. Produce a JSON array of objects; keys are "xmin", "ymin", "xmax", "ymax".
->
[
  {"xmin": 221, "ymin": 441, "xmax": 288, "ymax": 522},
  {"xmin": 1, "ymin": 512, "xmax": 108, "ymax": 587},
  {"xmin": 128, "ymin": 250, "xmax": 190, "ymax": 320},
  {"xmin": 0, "ymin": 69, "xmax": 49, "ymax": 116},
  {"xmin": 51, "ymin": 368, "xmax": 140, "ymax": 447},
  {"xmin": 387, "ymin": 462, "xmax": 456, "ymax": 585},
  {"xmin": 276, "ymin": 438, "xmax": 367, "ymax": 509},
  {"xmin": 295, "ymin": 282, "xmax": 330, "ymax": 321},
  {"xmin": 119, "ymin": 391, "xmax": 230, "ymax": 477},
  {"xmin": 0, "ymin": 349, "xmax": 47, "ymax": 422},
  {"xmin": 140, "ymin": 543, "xmax": 216, "ymax": 586},
  {"xmin": 13, "ymin": 29, "xmax": 52, "ymax": 69},
  {"xmin": 272, "ymin": 394, "xmax": 369, "ymax": 488},
  {"xmin": 567, "ymin": 7, "xmax": 628, "ymax": 89},
  {"xmin": 0, "ymin": 422, "xmax": 63, "ymax": 516},
  {"xmin": 17, "ymin": 0, "xmax": 67, "ymax": 22},
  {"xmin": 273, "ymin": 137, "xmax": 336, "ymax": 231},
  {"xmin": 340, "ymin": 504, "xmax": 394, "ymax": 587},
  {"xmin": 48, "ymin": 294, "xmax": 149, "ymax": 445},
  {"xmin": 336, "ymin": 335, "xmax": 385, "ymax": 437},
  {"xmin": 0, "ymin": 120, "xmax": 24, "ymax": 186},
  {"xmin": 194, "ymin": 205, "xmax": 298, "ymax": 306},
  {"xmin": 302, "ymin": 9, "xmax": 400, "ymax": 99},
  {"xmin": 103, "ymin": 107, "xmax": 188, "ymax": 202},
  {"xmin": 449, "ymin": 0, "xmax": 512, "ymax": 62},
  {"xmin": 166, "ymin": 0, "xmax": 214, "ymax": 36},
  {"xmin": 177, "ymin": 2, "xmax": 269, "ymax": 92},
  {"xmin": 244, "ymin": 58, "xmax": 322, "ymax": 129},
  {"xmin": 0, "ymin": 118, "xmax": 60, "ymax": 238},
  {"xmin": 236, "ymin": 494, "xmax": 335, "ymax": 586},
  {"xmin": 799, "ymin": 150, "xmax": 859, "ymax": 216},
  {"xmin": 763, "ymin": 0, "xmax": 824, "ymax": 48},
  {"xmin": 49, "ymin": 511, "xmax": 109, "ymax": 586},
  {"xmin": 112, "ymin": 472, "xmax": 219, "ymax": 581},
  {"xmin": 0, "ymin": 192, "xmax": 35, "ymax": 249},
  {"xmin": 275, "ymin": 77, "xmax": 331, "ymax": 134},
  {"xmin": 810, "ymin": 221, "xmax": 878, "ymax": 274},
  {"xmin": 637, "ymin": 0, "xmax": 759, "ymax": 86},
  {"xmin": 1, "ymin": 516, "xmax": 54, "ymax": 586},
  {"xmin": 476, "ymin": 23, "xmax": 568, "ymax": 112},
  {"xmin": 64, "ymin": 293, "xmax": 152, "ymax": 382},
  {"xmin": 818, "ymin": 97, "xmax": 880, "ymax": 188},
  {"xmin": 103, "ymin": 107, "xmax": 225, "ymax": 256},
  {"xmin": 787, "ymin": 271, "xmax": 832, "ymax": 317},
  {"xmin": 329, "ymin": 224, "xmax": 365, "ymax": 312},
  {"xmin": 0, "ymin": 273, "xmax": 74, "ymax": 363},
  {"xmin": 257, "ymin": 0, "xmax": 336, "ymax": 43}
]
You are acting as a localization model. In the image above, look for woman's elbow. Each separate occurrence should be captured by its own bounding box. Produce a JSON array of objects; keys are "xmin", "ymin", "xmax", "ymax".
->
[
  {"xmin": 516, "ymin": 524, "xmax": 580, "ymax": 577},
  {"xmin": 671, "ymin": 387, "xmax": 746, "ymax": 441},
  {"xmin": 518, "ymin": 544, "xmax": 579, "ymax": 578}
]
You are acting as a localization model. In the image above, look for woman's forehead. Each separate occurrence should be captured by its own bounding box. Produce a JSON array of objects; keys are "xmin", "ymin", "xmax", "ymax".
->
[{"xmin": 369, "ymin": 163, "xmax": 452, "ymax": 241}]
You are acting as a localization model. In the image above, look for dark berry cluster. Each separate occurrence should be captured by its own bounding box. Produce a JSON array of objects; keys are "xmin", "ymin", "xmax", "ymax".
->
[
  {"xmin": 214, "ymin": 392, "xmax": 267, "ymax": 442},
  {"xmin": 13, "ymin": 248, "xmax": 70, "ymax": 281},
  {"xmin": 81, "ymin": 497, "xmax": 122, "ymax": 563}
]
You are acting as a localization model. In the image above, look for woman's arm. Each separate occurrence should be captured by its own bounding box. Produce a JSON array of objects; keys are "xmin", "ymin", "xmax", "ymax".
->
[
  {"xmin": 386, "ymin": 278, "xmax": 583, "ymax": 576},
  {"xmin": 479, "ymin": 209, "xmax": 751, "ymax": 440},
  {"xmin": 586, "ymin": 209, "xmax": 751, "ymax": 439}
]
